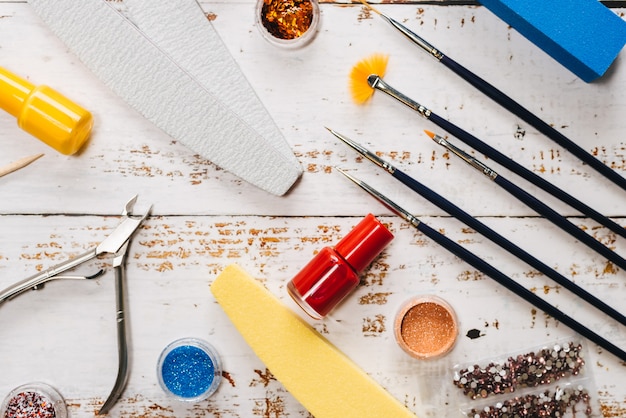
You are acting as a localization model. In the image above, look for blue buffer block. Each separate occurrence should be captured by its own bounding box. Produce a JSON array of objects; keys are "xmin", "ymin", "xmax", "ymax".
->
[{"xmin": 478, "ymin": 0, "xmax": 626, "ymax": 82}]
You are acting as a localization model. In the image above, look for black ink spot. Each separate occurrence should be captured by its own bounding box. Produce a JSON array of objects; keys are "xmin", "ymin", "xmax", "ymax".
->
[
  {"xmin": 514, "ymin": 125, "xmax": 526, "ymax": 140},
  {"xmin": 466, "ymin": 328, "xmax": 483, "ymax": 339}
]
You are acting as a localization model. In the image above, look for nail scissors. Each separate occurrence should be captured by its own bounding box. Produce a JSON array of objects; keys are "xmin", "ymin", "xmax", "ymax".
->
[
  {"xmin": 0, "ymin": 195, "xmax": 150, "ymax": 305},
  {"xmin": 98, "ymin": 197, "xmax": 139, "ymax": 415},
  {"xmin": 0, "ymin": 195, "xmax": 151, "ymax": 414}
]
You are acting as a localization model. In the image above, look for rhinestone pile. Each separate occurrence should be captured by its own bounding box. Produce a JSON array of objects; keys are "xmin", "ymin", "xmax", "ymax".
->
[
  {"xmin": 453, "ymin": 342, "xmax": 585, "ymax": 400},
  {"xmin": 469, "ymin": 385, "xmax": 592, "ymax": 417}
]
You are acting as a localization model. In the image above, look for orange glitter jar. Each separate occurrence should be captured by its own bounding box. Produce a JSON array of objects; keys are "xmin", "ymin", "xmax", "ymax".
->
[
  {"xmin": 394, "ymin": 295, "xmax": 458, "ymax": 360},
  {"xmin": 256, "ymin": 0, "xmax": 320, "ymax": 47}
]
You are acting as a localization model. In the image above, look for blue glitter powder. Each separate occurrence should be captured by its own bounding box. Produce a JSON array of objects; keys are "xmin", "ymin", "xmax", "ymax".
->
[{"xmin": 160, "ymin": 344, "xmax": 215, "ymax": 399}]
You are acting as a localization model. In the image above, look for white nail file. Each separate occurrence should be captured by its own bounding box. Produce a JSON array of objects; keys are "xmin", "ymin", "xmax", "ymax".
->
[
  {"xmin": 28, "ymin": 0, "xmax": 303, "ymax": 196},
  {"xmin": 122, "ymin": 0, "xmax": 301, "ymax": 167}
]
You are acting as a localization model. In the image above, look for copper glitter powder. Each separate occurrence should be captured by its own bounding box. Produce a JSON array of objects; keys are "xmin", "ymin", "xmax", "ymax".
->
[
  {"xmin": 260, "ymin": 0, "xmax": 314, "ymax": 40},
  {"xmin": 395, "ymin": 297, "xmax": 457, "ymax": 359}
]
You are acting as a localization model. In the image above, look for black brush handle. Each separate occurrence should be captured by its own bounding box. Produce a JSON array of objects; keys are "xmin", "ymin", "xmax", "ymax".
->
[
  {"xmin": 416, "ymin": 220, "xmax": 626, "ymax": 362},
  {"xmin": 494, "ymin": 174, "xmax": 626, "ymax": 270},
  {"xmin": 439, "ymin": 55, "xmax": 626, "ymax": 191},
  {"xmin": 393, "ymin": 169, "xmax": 626, "ymax": 325},
  {"xmin": 428, "ymin": 112, "xmax": 626, "ymax": 239}
]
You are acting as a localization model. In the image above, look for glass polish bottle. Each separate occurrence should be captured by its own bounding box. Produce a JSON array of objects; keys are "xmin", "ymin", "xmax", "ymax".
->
[{"xmin": 287, "ymin": 213, "xmax": 394, "ymax": 319}]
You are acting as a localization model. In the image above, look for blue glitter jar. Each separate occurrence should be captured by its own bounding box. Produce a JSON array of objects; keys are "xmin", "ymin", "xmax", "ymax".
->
[{"xmin": 157, "ymin": 338, "xmax": 222, "ymax": 402}]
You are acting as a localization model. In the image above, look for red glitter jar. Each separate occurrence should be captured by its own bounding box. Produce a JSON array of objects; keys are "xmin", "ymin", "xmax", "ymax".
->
[
  {"xmin": 287, "ymin": 214, "xmax": 394, "ymax": 319},
  {"xmin": 1, "ymin": 382, "xmax": 67, "ymax": 418}
]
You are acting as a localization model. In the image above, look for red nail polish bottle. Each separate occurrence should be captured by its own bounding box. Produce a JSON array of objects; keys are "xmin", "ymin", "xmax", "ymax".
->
[{"xmin": 287, "ymin": 213, "xmax": 394, "ymax": 319}]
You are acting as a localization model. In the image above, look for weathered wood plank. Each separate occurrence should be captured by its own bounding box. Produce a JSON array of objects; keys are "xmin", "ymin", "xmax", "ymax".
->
[
  {"xmin": 0, "ymin": 214, "xmax": 624, "ymax": 416},
  {"xmin": 0, "ymin": 1, "xmax": 624, "ymax": 416}
]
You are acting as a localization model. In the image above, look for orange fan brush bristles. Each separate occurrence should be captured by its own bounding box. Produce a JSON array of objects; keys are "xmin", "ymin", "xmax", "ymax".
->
[{"xmin": 349, "ymin": 53, "xmax": 389, "ymax": 104}]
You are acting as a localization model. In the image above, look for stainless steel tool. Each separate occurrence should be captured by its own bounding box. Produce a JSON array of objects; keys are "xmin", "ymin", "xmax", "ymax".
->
[
  {"xmin": 0, "ymin": 195, "xmax": 151, "ymax": 414},
  {"xmin": 0, "ymin": 195, "xmax": 150, "ymax": 305}
]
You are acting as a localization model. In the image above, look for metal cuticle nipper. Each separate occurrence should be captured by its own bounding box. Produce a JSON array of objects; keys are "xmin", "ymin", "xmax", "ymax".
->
[
  {"xmin": 98, "ymin": 195, "xmax": 149, "ymax": 415},
  {"xmin": 0, "ymin": 195, "xmax": 151, "ymax": 414}
]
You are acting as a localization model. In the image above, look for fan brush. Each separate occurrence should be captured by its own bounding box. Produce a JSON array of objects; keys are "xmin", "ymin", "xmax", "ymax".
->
[
  {"xmin": 349, "ymin": 53, "xmax": 388, "ymax": 104},
  {"xmin": 353, "ymin": 0, "xmax": 626, "ymax": 191},
  {"xmin": 347, "ymin": 53, "xmax": 626, "ymax": 239}
]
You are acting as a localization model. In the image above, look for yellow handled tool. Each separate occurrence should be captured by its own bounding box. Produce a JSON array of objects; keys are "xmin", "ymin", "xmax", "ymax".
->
[{"xmin": 0, "ymin": 67, "xmax": 93, "ymax": 155}]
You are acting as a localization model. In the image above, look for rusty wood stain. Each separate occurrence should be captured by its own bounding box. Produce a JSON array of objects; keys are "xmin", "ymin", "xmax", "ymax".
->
[
  {"xmin": 359, "ymin": 291, "xmax": 392, "ymax": 305},
  {"xmin": 356, "ymin": 5, "xmax": 374, "ymax": 21},
  {"xmin": 253, "ymin": 394, "xmax": 287, "ymax": 418},
  {"xmin": 361, "ymin": 259, "xmax": 390, "ymax": 286},
  {"xmin": 603, "ymin": 261, "xmax": 618, "ymax": 275},
  {"xmin": 523, "ymin": 269, "xmax": 544, "ymax": 278},
  {"xmin": 457, "ymin": 269, "xmax": 485, "ymax": 281},
  {"xmin": 220, "ymin": 371, "xmax": 236, "ymax": 388},
  {"xmin": 529, "ymin": 284, "xmax": 561, "ymax": 295},
  {"xmin": 529, "ymin": 307, "xmax": 558, "ymax": 329},
  {"xmin": 600, "ymin": 398, "xmax": 626, "ymax": 417},
  {"xmin": 251, "ymin": 368, "xmax": 277, "ymax": 387},
  {"xmin": 362, "ymin": 313, "xmax": 386, "ymax": 336}
]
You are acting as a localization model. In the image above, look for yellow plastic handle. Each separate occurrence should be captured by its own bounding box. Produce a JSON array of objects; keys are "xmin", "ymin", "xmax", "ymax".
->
[{"xmin": 0, "ymin": 67, "xmax": 93, "ymax": 155}]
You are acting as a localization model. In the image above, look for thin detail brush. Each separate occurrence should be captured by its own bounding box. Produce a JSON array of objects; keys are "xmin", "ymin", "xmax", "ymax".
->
[
  {"xmin": 336, "ymin": 167, "xmax": 626, "ymax": 363},
  {"xmin": 425, "ymin": 130, "xmax": 626, "ymax": 270},
  {"xmin": 348, "ymin": 61, "xmax": 626, "ymax": 239},
  {"xmin": 355, "ymin": 0, "xmax": 626, "ymax": 191},
  {"xmin": 327, "ymin": 127, "xmax": 626, "ymax": 326}
]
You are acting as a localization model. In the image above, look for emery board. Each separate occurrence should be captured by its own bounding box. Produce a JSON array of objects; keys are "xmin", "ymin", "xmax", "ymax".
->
[
  {"xmin": 28, "ymin": 0, "xmax": 303, "ymax": 196},
  {"xmin": 122, "ymin": 0, "xmax": 300, "ymax": 167},
  {"xmin": 478, "ymin": 0, "xmax": 626, "ymax": 82}
]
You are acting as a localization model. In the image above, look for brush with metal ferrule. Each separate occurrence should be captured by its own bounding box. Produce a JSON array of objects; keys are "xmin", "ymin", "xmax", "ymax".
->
[
  {"xmin": 354, "ymin": 0, "xmax": 626, "ymax": 191},
  {"xmin": 327, "ymin": 127, "xmax": 626, "ymax": 326},
  {"xmin": 336, "ymin": 167, "xmax": 626, "ymax": 363},
  {"xmin": 348, "ymin": 54, "xmax": 626, "ymax": 239},
  {"xmin": 425, "ymin": 129, "xmax": 626, "ymax": 270}
]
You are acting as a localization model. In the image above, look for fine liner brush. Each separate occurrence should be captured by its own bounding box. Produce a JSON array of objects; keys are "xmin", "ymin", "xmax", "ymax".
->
[
  {"xmin": 327, "ymin": 127, "xmax": 626, "ymax": 326},
  {"xmin": 349, "ymin": 54, "xmax": 626, "ymax": 240},
  {"xmin": 425, "ymin": 130, "xmax": 626, "ymax": 270},
  {"xmin": 336, "ymin": 167, "xmax": 626, "ymax": 363},
  {"xmin": 355, "ymin": 0, "xmax": 626, "ymax": 191}
]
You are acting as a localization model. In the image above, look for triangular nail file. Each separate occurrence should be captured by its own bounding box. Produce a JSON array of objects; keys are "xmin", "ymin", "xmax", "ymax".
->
[
  {"xmin": 28, "ymin": 0, "xmax": 302, "ymax": 195},
  {"xmin": 122, "ymin": 0, "xmax": 300, "ymax": 167}
]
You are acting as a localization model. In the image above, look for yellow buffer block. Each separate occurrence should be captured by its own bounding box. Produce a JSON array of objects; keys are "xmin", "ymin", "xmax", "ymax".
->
[{"xmin": 211, "ymin": 264, "xmax": 417, "ymax": 418}]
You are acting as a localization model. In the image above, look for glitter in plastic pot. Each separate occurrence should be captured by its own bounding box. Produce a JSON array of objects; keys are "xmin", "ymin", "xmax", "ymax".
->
[
  {"xmin": 256, "ymin": 0, "xmax": 320, "ymax": 48},
  {"xmin": 0, "ymin": 383, "xmax": 67, "ymax": 418},
  {"xmin": 394, "ymin": 295, "xmax": 458, "ymax": 360},
  {"xmin": 157, "ymin": 338, "xmax": 222, "ymax": 402}
]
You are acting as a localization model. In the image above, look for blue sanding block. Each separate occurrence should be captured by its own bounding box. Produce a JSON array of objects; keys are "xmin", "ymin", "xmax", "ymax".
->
[{"xmin": 478, "ymin": 0, "xmax": 626, "ymax": 82}]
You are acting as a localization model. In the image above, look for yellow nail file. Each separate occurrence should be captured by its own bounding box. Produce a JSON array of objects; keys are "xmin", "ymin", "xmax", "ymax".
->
[{"xmin": 210, "ymin": 264, "xmax": 417, "ymax": 418}]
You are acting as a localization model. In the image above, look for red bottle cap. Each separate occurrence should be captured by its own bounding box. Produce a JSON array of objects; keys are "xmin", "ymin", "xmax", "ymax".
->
[{"xmin": 335, "ymin": 213, "xmax": 394, "ymax": 273}]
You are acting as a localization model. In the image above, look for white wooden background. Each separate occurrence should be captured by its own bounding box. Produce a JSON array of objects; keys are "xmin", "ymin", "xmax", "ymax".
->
[{"xmin": 0, "ymin": 0, "xmax": 625, "ymax": 416}]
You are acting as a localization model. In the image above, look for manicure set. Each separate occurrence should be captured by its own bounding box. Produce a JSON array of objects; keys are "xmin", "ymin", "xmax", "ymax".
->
[{"xmin": 1, "ymin": 0, "xmax": 624, "ymax": 416}]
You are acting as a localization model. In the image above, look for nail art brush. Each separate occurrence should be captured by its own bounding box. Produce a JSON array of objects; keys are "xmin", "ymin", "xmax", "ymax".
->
[
  {"xmin": 327, "ymin": 127, "xmax": 626, "ymax": 326},
  {"xmin": 425, "ymin": 130, "xmax": 626, "ymax": 270},
  {"xmin": 336, "ymin": 167, "xmax": 626, "ymax": 363},
  {"xmin": 349, "ymin": 55, "xmax": 626, "ymax": 240},
  {"xmin": 355, "ymin": 0, "xmax": 626, "ymax": 191}
]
